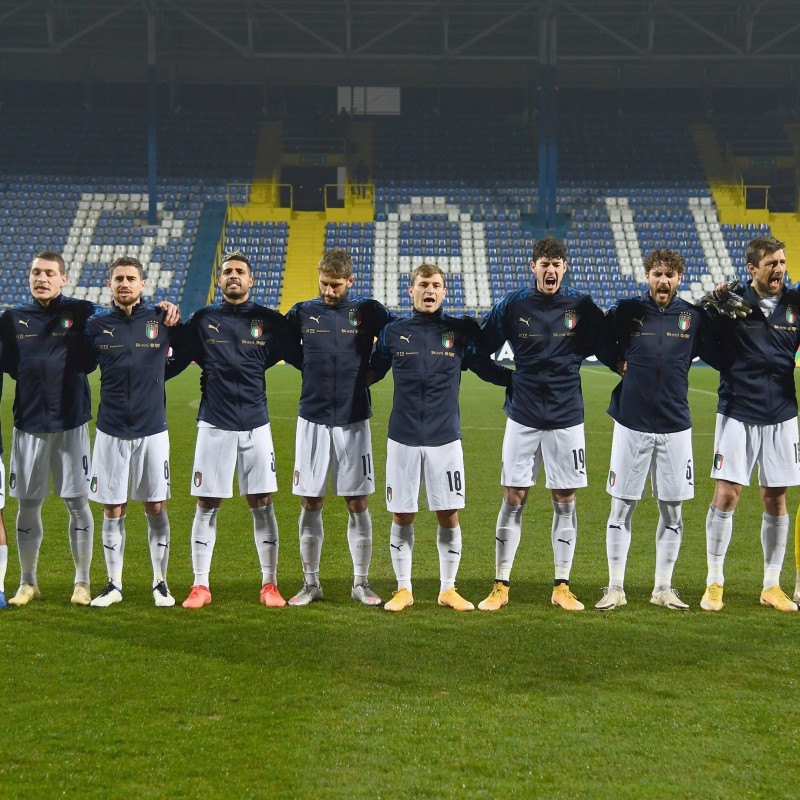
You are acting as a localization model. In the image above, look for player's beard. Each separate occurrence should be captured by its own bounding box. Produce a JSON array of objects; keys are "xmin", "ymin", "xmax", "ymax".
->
[
  {"xmin": 223, "ymin": 283, "xmax": 248, "ymax": 301},
  {"xmin": 754, "ymin": 274, "xmax": 784, "ymax": 298},
  {"xmin": 114, "ymin": 292, "xmax": 141, "ymax": 308}
]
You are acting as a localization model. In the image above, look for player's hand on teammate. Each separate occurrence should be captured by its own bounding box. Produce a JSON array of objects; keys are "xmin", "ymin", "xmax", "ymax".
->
[
  {"xmin": 459, "ymin": 314, "xmax": 481, "ymax": 337},
  {"xmin": 701, "ymin": 279, "xmax": 752, "ymax": 319},
  {"xmin": 158, "ymin": 301, "xmax": 181, "ymax": 326}
]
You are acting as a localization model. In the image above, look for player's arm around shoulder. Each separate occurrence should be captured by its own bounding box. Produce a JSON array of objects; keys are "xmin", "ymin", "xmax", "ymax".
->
[
  {"xmin": 275, "ymin": 308, "xmax": 303, "ymax": 370},
  {"xmin": 81, "ymin": 308, "xmax": 110, "ymax": 372},
  {"xmin": 479, "ymin": 291, "xmax": 517, "ymax": 352},
  {"xmin": 604, "ymin": 298, "xmax": 634, "ymax": 372},
  {"xmin": 364, "ymin": 297, "xmax": 397, "ymax": 334},
  {"xmin": 461, "ymin": 314, "xmax": 512, "ymax": 387},
  {"xmin": 165, "ymin": 308, "xmax": 200, "ymax": 379},
  {"xmin": 155, "ymin": 299, "xmax": 181, "ymax": 327},
  {"xmin": 366, "ymin": 320, "xmax": 395, "ymax": 386},
  {"xmin": 582, "ymin": 293, "xmax": 617, "ymax": 370},
  {"xmin": 257, "ymin": 306, "xmax": 295, "ymax": 370}
]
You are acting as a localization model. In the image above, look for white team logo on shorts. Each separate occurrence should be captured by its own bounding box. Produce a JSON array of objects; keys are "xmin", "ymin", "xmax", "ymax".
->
[
  {"xmin": 608, "ymin": 470, "xmax": 616, "ymax": 486},
  {"xmin": 146, "ymin": 321, "xmax": 159, "ymax": 340},
  {"xmin": 386, "ymin": 486, "xmax": 393, "ymax": 502},
  {"xmin": 90, "ymin": 476, "xmax": 98, "ymax": 493},
  {"xmin": 9, "ymin": 473, "xmax": 15, "ymax": 489},
  {"xmin": 251, "ymin": 320, "xmax": 263, "ymax": 337},
  {"xmin": 193, "ymin": 471, "xmax": 203, "ymax": 487},
  {"xmin": 293, "ymin": 470, "xmax": 300, "ymax": 486},
  {"xmin": 679, "ymin": 312, "xmax": 691, "ymax": 331},
  {"xmin": 713, "ymin": 453, "xmax": 724, "ymax": 470},
  {"xmin": 564, "ymin": 310, "xmax": 577, "ymax": 329}
]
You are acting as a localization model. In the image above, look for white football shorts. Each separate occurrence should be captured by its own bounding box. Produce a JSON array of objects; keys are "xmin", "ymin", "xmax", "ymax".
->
[
  {"xmin": 710, "ymin": 414, "xmax": 800, "ymax": 488},
  {"xmin": 500, "ymin": 418, "xmax": 588, "ymax": 490},
  {"xmin": 385, "ymin": 438, "xmax": 465, "ymax": 513},
  {"xmin": 292, "ymin": 417, "xmax": 374, "ymax": 498},
  {"xmin": 90, "ymin": 429, "xmax": 171, "ymax": 505},
  {"xmin": 191, "ymin": 422, "xmax": 278, "ymax": 498},
  {"xmin": 606, "ymin": 422, "xmax": 694, "ymax": 501},
  {"xmin": 10, "ymin": 425, "xmax": 91, "ymax": 500}
]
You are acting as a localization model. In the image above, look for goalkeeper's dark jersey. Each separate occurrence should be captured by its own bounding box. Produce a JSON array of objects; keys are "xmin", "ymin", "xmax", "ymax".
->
[{"xmin": 711, "ymin": 281, "xmax": 800, "ymax": 425}]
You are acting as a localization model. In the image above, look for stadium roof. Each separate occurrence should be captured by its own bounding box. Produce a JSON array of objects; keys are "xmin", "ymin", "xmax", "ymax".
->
[{"xmin": 0, "ymin": 0, "xmax": 799, "ymax": 88}]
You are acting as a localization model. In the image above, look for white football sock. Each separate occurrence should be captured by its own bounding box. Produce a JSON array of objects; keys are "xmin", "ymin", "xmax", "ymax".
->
[
  {"xmin": 64, "ymin": 495, "xmax": 93, "ymax": 585},
  {"xmin": 191, "ymin": 505, "xmax": 218, "ymax": 587},
  {"xmin": 0, "ymin": 544, "xmax": 7, "ymax": 593},
  {"xmin": 146, "ymin": 511, "xmax": 171, "ymax": 584},
  {"xmin": 761, "ymin": 512, "xmax": 789, "ymax": 589},
  {"xmin": 101, "ymin": 515, "xmax": 126, "ymax": 588},
  {"xmin": 389, "ymin": 522, "xmax": 414, "ymax": 591},
  {"xmin": 347, "ymin": 509, "xmax": 373, "ymax": 585},
  {"xmin": 706, "ymin": 505, "xmax": 733, "ymax": 586},
  {"xmin": 437, "ymin": 524, "xmax": 462, "ymax": 592},
  {"xmin": 551, "ymin": 499, "xmax": 577, "ymax": 581},
  {"xmin": 606, "ymin": 496, "xmax": 636, "ymax": 589},
  {"xmin": 654, "ymin": 500, "xmax": 683, "ymax": 591},
  {"xmin": 495, "ymin": 501, "xmax": 524, "ymax": 582},
  {"xmin": 299, "ymin": 507, "xmax": 323, "ymax": 587},
  {"xmin": 252, "ymin": 503, "xmax": 279, "ymax": 585},
  {"xmin": 16, "ymin": 499, "xmax": 44, "ymax": 586}
]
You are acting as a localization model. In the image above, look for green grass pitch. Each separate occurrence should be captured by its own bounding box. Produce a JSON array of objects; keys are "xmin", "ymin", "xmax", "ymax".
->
[{"xmin": 1, "ymin": 364, "xmax": 799, "ymax": 799}]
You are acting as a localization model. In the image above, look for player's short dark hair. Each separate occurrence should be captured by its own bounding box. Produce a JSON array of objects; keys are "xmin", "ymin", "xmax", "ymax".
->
[
  {"xmin": 221, "ymin": 250, "xmax": 252, "ymax": 273},
  {"xmin": 32, "ymin": 251, "xmax": 66, "ymax": 275},
  {"xmin": 319, "ymin": 248, "xmax": 353, "ymax": 279},
  {"xmin": 746, "ymin": 236, "xmax": 785, "ymax": 268},
  {"xmin": 644, "ymin": 249, "xmax": 686, "ymax": 275},
  {"xmin": 410, "ymin": 262, "xmax": 446, "ymax": 287},
  {"xmin": 109, "ymin": 255, "xmax": 144, "ymax": 280},
  {"xmin": 531, "ymin": 236, "xmax": 567, "ymax": 263}
]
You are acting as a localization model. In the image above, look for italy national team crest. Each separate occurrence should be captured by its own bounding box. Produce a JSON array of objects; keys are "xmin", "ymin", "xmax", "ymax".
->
[
  {"xmin": 9, "ymin": 473, "xmax": 15, "ymax": 490},
  {"xmin": 193, "ymin": 471, "xmax": 202, "ymax": 487},
  {"xmin": 60, "ymin": 313, "xmax": 73, "ymax": 329},
  {"xmin": 349, "ymin": 309, "xmax": 361, "ymax": 327},
  {"xmin": 386, "ymin": 486, "xmax": 393, "ymax": 502},
  {"xmin": 608, "ymin": 470, "xmax": 616, "ymax": 487},
  {"xmin": 145, "ymin": 320, "xmax": 159, "ymax": 340},
  {"xmin": 251, "ymin": 319, "xmax": 263, "ymax": 338},
  {"xmin": 678, "ymin": 311, "xmax": 691, "ymax": 331},
  {"xmin": 442, "ymin": 331, "xmax": 454, "ymax": 349},
  {"xmin": 787, "ymin": 306, "xmax": 797, "ymax": 324},
  {"xmin": 293, "ymin": 470, "xmax": 300, "ymax": 486},
  {"xmin": 713, "ymin": 453, "xmax": 724, "ymax": 471},
  {"xmin": 90, "ymin": 476, "xmax": 98, "ymax": 493},
  {"xmin": 564, "ymin": 309, "xmax": 577, "ymax": 330}
]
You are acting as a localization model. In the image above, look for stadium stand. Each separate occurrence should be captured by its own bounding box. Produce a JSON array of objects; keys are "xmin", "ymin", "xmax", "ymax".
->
[
  {"xmin": 0, "ymin": 110, "xmax": 258, "ymax": 310},
  {"xmin": 218, "ymin": 220, "xmax": 289, "ymax": 307},
  {"xmin": 0, "ymin": 107, "xmax": 780, "ymax": 314},
  {"xmin": 0, "ymin": 176, "xmax": 223, "ymax": 308}
]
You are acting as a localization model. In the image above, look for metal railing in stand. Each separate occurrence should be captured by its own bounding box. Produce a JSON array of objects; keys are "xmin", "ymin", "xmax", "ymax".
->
[
  {"xmin": 324, "ymin": 182, "xmax": 374, "ymax": 211},
  {"xmin": 225, "ymin": 183, "xmax": 294, "ymax": 218}
]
